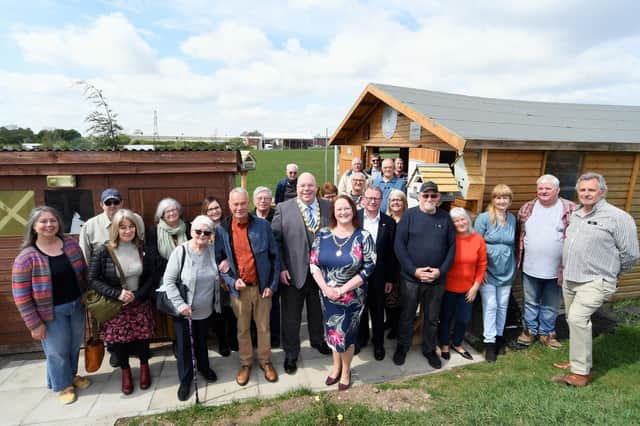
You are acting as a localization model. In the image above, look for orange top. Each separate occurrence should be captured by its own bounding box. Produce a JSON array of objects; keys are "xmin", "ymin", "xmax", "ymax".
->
[
  {"xmin": 445, "ymin": 233, "xmax": 487, "ymax": 293},
  {"xmin": 231, "ymin": 218, "xmax": 258, "ymax": 285}
]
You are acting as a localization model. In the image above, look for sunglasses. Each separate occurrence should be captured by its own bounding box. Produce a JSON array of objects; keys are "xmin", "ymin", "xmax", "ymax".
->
[
  {"xmin": 104, "ymin": 199, "xmax": 121, "ymax": 206},
  {"xmin": 421, "ymin": 193, "xmax": 439, "ymax": 199},
  {"xmin": 194, "ymin": 229, "xmax": 212, "ymax": 237}
]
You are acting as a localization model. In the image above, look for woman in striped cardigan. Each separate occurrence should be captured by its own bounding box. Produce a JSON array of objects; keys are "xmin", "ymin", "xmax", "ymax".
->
[{"xmin": 11, "ymin": 206, "xmax": 90, "ymax": 405}]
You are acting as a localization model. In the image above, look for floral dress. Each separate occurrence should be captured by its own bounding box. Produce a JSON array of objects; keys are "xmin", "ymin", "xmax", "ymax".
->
[{"xmin": 310, "ymin": 227, "xmax": 376, "ymax": 352}]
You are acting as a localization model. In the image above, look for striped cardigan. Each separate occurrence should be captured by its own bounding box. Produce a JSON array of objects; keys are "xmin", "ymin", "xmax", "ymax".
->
[{"xmin": 11, "ymin": 237, "xmax": 88, "ymax": 331}]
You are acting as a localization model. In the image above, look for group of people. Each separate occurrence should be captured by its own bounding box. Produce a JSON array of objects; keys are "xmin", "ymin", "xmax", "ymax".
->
[{"xmin": 11, "ymin": 160, "xmax": 639, "ymax": 405}]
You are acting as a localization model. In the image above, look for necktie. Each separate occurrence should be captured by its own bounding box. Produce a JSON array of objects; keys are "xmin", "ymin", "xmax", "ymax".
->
[{"xmin": 306, "ymin": 206, "xmax": 317, "ymax": 230}]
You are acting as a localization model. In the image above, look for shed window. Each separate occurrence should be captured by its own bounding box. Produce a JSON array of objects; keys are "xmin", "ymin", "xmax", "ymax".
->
[
  {"xmin": 544, "ymin": 152, "xmax": 583, "ymax": 201},
  {"xmin": 44, "ymin": 190, "xmax": 95, "ymax": 234}
]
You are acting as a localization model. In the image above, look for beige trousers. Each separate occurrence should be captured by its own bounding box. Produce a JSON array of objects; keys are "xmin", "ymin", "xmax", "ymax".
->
[
  {"xmin": 563, "ymin": 278, "xmax": 616, "ymax": 375},
  {"xmin": 231, "ymin": 285, "xmax": 272, "ymax": 367}
]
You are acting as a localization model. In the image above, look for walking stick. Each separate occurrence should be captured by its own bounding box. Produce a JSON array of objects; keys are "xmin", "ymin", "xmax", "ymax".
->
[{"xmin": 187, "ymin": 316, "xmax": 200, "ymax": 404}]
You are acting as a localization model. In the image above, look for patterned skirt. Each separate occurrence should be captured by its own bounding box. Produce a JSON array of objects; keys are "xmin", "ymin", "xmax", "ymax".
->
[
  {"xmin": 320, "ymin": 286, "xmax": 366, "ymax": 353},
  {"xmin": 100, "ymin": 300, "xmax": 155, "ymax": 344}
]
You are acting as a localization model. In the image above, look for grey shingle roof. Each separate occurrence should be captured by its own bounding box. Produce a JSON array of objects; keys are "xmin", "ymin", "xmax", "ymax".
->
[{"xmin": 373, "ymin": 83, "xmax": 640, "ymax": 144}]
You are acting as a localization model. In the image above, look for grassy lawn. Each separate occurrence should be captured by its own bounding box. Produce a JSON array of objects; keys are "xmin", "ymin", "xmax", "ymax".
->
[
  {"xmin": 235, "ymin": 148, "xmax": 335, "ymax": 200},
  {"xmin": 120, "ymin": 300, "xmax": 640, "ymax": 426}
]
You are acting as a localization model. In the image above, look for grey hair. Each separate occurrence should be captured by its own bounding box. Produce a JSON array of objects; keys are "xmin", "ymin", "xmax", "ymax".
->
[
  {"xmin": 22, "ymin": 206, "xmax": 66, "ymax": 249},
  {"xmin": 191, "ymin": 215, "xmax": 215, "ymax": 232},
  {"xmin": 576, "ymin": 172, "xmax": 608, "ymax": 195},
  {"xmin": 155, "ymin": 198, "xmax": 182, "ymax": 223},
  {"xmin": 351, "ymin": 171, "xmax": 366, "ymax": 181},
  {"xmin": 109, "ymin": 209, "xmax": 144, "ymax": 248},
  {"xmin": 537, "ymin": 174, "xmax": 560, "ymax": 188},
  {"xmin": 230, "ymin": 187, "xmax": 249, "ymax": 199},
  {"xmin": 286, "ymin": 163, "xmax": 298, "ymax": 171},
  {"xmin": 450, "ymin": 207, "xmax": 474, "ymax": 232},
  {"xmin": 253, "ymin": 186, "xmax": 272, "ymax": 199}
]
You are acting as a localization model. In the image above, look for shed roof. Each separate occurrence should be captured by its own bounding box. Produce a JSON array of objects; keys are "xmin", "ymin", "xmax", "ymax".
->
[{"xmin": 330, "ymin": 83, "xmax": 640, "ymax": 152}]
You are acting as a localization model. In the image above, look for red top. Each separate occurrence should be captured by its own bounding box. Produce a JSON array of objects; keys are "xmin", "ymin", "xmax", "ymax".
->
[
  {"xmin": 231, "ymin": 218, "xmax": 258, "ymax": 285},
  {"xmin": 445, "ymin": 233, "xmax": 487, "ymax": 293}
]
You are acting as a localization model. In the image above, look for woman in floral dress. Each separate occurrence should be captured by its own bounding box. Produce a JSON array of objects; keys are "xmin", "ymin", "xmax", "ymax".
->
[{"xmin": 310, "ymin": 195, "xmax": 376, "ymax": 390}]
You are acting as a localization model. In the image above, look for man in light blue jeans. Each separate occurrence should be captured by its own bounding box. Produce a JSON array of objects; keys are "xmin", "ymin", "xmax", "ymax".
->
[{"xmin": 516, "ymin": 175, "xmax": 574, "ymax": 349}]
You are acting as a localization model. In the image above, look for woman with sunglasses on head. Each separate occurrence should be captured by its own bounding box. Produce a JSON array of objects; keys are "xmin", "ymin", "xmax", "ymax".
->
[
  {"xmin": 201, "ymin": 196, "xmax": 238, "ymax": 357},
  {"xmin": 474, "ymin": 184, "xmax": 516, "ymax": 362},
  {"xmin": 160, "ymin": 215, "xmax": 221, "ymax": 401},
  {"xmin": 12, "ymin": 206, "xmax": 90, "ymax": 405},
  {"xmin": 88, "ymin": 209, "xmax": 155, "ymax": 395}
]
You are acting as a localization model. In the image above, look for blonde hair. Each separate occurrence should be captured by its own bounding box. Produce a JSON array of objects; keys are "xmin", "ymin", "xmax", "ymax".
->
[
  {"xmin": 487, "ymin": 184, "xmax": 513, "ymax": 226},
  {"xmin": 109, "ymin": 209, "xmax": 144, "ymax": 249},
  {"xmin": 386, "ymin": 189, "xmax": 408, "ymax": 218}
]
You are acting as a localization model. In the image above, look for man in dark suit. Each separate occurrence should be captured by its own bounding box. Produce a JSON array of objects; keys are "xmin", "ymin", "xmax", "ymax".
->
[
  {"xmin": 272, "ymin": 172, "xmax": 332, "ymax": 374},
  {"xmin": 357, "ymin": 186, "xmax": 397, "ymax": 360}
]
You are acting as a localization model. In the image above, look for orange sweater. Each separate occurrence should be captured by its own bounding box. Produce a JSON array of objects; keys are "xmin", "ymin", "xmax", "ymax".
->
[{"xmin": 445, "ymin": 233, "xmax": 487, "ymax": 293}]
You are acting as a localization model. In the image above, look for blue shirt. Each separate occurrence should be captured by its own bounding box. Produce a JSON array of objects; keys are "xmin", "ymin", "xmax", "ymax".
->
[
  {"xmin": 475, "ymin": 211, "xmax": 516, "ymax": 287},
  {"xmin": 373, "ymin": 176, "xmax": 405, "ymax": 213}
]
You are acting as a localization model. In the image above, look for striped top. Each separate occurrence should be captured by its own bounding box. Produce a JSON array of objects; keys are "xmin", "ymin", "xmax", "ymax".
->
[
  {"xmin": 562, "ymin": 199, "xmax": 640, "ymax": 283},
  {"xmin": 11, "ymin": 237, "xmax": 87, "ymax": 331}
]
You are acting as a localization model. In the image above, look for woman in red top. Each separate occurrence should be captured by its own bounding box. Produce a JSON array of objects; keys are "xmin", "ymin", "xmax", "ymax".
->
[{"xmin": 438, "ymin": 207, "xmax": 487, "ymax": 361}]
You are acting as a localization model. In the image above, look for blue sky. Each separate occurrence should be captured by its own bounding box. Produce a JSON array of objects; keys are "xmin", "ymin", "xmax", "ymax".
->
[{"xmin": 1, "ymin": 0, "xmax": 639, "ymax": 137}]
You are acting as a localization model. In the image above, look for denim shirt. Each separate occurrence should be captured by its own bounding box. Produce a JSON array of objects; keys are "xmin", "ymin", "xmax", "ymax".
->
[{"xmin": 475, "ymin": 211, "xmax": 516, "ymax": 287}]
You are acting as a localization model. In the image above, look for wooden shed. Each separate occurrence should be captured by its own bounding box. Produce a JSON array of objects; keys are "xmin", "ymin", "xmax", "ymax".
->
[
  {"xmin": 330, "ymin": 83, "xmax": 640, "ymax": 301},
  {"xmin": 0, "ymin": 149, "xmax": 239, "ymax": 354}
]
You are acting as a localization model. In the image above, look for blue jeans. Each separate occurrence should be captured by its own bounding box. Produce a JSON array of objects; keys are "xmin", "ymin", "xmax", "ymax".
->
[
  {"xmin": 522, "ymin": 272, "xmax": 561, "ymax": 336},
  {"xmin": 41, "ymin": 298, "xmax": 85, "ymax": 391},
  {"xmin": 438, "ymin": 291, "xmax": 473, "ymax": 347},
  {"xmin": 479, "ymin": 284, "xmax": 511, "ymax": 343}
]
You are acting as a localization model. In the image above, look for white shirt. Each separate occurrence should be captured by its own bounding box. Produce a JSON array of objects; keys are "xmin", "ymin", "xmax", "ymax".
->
[
  {"xmin": 523, "ymin": 200, "xmax": 564, "ymax": 279},
  {"xmin": 362, "ymin": 211, "xmax": 380, "ymax": 244}
]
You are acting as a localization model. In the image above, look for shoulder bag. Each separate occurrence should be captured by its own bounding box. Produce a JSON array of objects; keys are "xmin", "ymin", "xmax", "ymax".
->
[
  {"xmin": 156, "ymin": 245, "xmax": 189, "ymax": 317},
  {"xmin": 83, "ymin": 244, "xmax": 127, "ymax": 324},
  {"xmin": 84, "ymin": 312, "xmax": 105, "ymax": 372}
]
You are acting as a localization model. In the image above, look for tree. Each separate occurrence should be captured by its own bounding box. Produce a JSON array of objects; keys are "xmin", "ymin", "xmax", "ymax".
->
[
  {"xmin": 77, "ymin": 80, "xmax": 123, "ymax": 149},
  {"xmin": 0, "ymin": 126, "xmax": 35, "ymax": 146},
  {"xmin": 240, "ymin": 130, "xmax": 263, "ymax": 137}
]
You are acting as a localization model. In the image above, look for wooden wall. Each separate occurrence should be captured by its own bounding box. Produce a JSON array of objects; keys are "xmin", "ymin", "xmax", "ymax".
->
[{"xmin": 0, "ymin": 150, "xmax": 238, "ymax": 353}]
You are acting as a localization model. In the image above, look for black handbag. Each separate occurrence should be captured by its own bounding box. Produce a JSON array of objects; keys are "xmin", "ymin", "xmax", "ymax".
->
[{"xmin": 156, "ymin": 245, "xmax": 189, "ymax": 317}]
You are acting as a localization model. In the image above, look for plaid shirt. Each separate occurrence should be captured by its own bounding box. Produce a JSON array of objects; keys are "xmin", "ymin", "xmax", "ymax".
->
[{"xmin": 517, "ymin": 197, "xmax": 575, "ymax": 283}]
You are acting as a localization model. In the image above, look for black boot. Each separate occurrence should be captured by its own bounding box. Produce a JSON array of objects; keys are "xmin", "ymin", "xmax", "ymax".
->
[
  {"xmin": 485, "ymin": 343, "xmax": 497, "ymax": 363},
  {"xmin": 496, "ymin": 336, "xmax": 506, "ymax": 355}
]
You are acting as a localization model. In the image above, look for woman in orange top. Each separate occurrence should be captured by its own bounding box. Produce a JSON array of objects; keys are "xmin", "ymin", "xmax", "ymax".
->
[{"xmin": 438, "ymin": 207, "xmax": 487, "ymax": 361}]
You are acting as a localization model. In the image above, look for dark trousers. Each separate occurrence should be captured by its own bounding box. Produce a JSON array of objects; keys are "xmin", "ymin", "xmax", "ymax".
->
[
  {"xmin": 438, "ymin": 291, "xmax": 473, "ymax": 347},
  {"xmin": 281, "ymin": 273, "xmax": 324, "ymax": 360},
  {"xmin": 270, "ymin": 289, "xmax": 281, "ymax": 344},
  {"xmin": 397, "ymin": 277, "xmax": 445, "ymax": 353},
  {"xmin": 173, "ymin": 316, "xmax": 211, "ymax": 384},
  {"xmin": 112, "ymin": 339, "xmax": 150, "ymax": 369},
  {"xmin": 358, "ymin": 278, "xmax": 385, "ymax": 347},
  {"xmin": 212, "ymin": 306, "xmax": 238, "ymax": 348}
]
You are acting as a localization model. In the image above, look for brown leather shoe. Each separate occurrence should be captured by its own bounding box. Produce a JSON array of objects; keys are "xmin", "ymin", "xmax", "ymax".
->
[
  {"xmin": 236, "ymin": 365, "xmax": 251, "ymax": 386},
  {"xmin": 562, "ymin": 373, "xmax": 592, "ymax": 387},
  {"xmin": 553, "ymin": 361, "xmax": 571, "ymax": 370},
  {"xmin": 260, "ymin": 362, "xmax": 278, "ymax": 383},
  {"xmin": 540, "ymin": 333, "xmax": 562, "ymax": 350}
]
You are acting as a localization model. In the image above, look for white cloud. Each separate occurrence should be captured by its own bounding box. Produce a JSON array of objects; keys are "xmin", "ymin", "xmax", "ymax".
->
[
  {"xmin": 181, "ymin": 22, "xmax": 273, "ymax": 64},
  {"xmin": 12, "ymin": 13, "xmax": 157, "ymax": 73}
]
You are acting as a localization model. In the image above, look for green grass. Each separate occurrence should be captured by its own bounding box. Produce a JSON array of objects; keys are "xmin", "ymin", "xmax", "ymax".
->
[
  {"xmin": 235, "ymin": 148, "xmax": 335, "ymax": 200},
  {"xmin": 120, "ymin": 303, "xmax": 640, "ymax": 425}
]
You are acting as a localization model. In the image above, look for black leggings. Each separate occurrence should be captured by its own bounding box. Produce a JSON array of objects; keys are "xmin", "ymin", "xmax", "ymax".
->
[{"xmin": 111, "ymin": 339, "xmax": 150, "ymax": 369}]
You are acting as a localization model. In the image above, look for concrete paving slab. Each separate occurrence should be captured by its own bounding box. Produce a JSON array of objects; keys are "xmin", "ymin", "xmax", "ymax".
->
[
  {"xmin": 0, "ymin": 360, "xmax": 47, "ymax": 391},
  {"xmin": 0, "ymin": 360, "xmax": 25, "ymax": 386},
  {"xmin": 1, "ymin": 387, "xmax": 47, "ymax": 426},
  {"xmin": 88, "ymin": 368, "xmax": 155, "ymax": 419},
  {"xmin": 21, "ymin": 383, "xmax": 101, "ymax": 425}
]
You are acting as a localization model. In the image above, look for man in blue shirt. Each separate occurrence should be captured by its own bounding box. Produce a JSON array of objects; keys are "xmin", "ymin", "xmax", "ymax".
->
[{"xmin": 373, "ymin": 158, "xmax": 405, "ymax": 213}]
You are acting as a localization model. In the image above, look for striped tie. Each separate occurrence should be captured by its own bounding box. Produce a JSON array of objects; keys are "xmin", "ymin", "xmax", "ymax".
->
[{"xmin": 306, "ymin": 206, "xmax": 317, "ymax": 230}]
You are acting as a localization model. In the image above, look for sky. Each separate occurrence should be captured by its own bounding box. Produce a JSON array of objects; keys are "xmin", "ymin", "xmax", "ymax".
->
[{"xmin": 1, "ymin": 0, "xmax": 639, "ymax": 138}]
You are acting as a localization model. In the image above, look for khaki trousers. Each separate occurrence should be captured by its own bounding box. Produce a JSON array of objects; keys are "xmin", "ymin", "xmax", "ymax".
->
[
  {"xmin": 231, "ymin": 285, "xmax": 272, "ymax": 367},
  {"xmin": 563, "ymin": 278, "xmax": 616, "ymax": 375}
]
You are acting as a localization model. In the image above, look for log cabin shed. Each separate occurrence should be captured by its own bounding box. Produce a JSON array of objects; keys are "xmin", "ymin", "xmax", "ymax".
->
[
  {"xmin": 330, "ymin": 82, "xmax": 640, "ymax": 301},
  {"xmin": 0, "ymin": 148, "xmax": 239, "ymax": 354}
]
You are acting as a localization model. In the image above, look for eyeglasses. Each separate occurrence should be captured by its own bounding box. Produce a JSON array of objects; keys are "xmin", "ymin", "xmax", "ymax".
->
[
  {"xmin": 389, "ymin": 198, "xmax": 403, "ymax": 203},
  {"xmin": 104, "ymin": 199, "xmax": 121, "ymax": 206},
  {"xmin": 207, "ymin": 206, "xmax": 221, "ymax": 212},
  {"xmin": 421, "ymin": 193, "xmax": 439, "ymax": 199},
  {"xmin": 352, "ymin": 179, "xmax": 365, "ymax": 183},
  {"xmin": 364, "ymin": 196, "xmax": 381, "ymax": 202},
  {"xmin": 118, "ymin": 225, "xmax": 135, "ymax": 230},
  {"xmin": 164, "ymin": 208, "xmax": 179, "ymax": 214},
  {"xmin": 194, "ymin": 229, "xmax": 212, "ymax": 237},
  {"xmin": 255, "ymin": 196, "xmax": 271, "ymax": 201},
  {"xmin": 372, "ymin": 159, "xmax": 380, "ymax": 163}
]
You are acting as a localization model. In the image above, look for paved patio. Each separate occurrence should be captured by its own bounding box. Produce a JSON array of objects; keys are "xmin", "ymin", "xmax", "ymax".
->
[{"xmin": 1, "ymin": 334, "xmax": 482, "ymax": 426}]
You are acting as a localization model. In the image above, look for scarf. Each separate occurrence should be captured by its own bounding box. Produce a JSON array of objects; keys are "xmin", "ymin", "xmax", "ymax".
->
[{"xmin": 157, "ymin": 219, "xmax": 188, "ymax": 259}]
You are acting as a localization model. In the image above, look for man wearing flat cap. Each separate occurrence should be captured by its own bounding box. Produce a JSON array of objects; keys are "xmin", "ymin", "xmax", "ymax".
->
[{"xmin": 392, "ymin": 181, "xmax": 456, "ymax": 370}]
